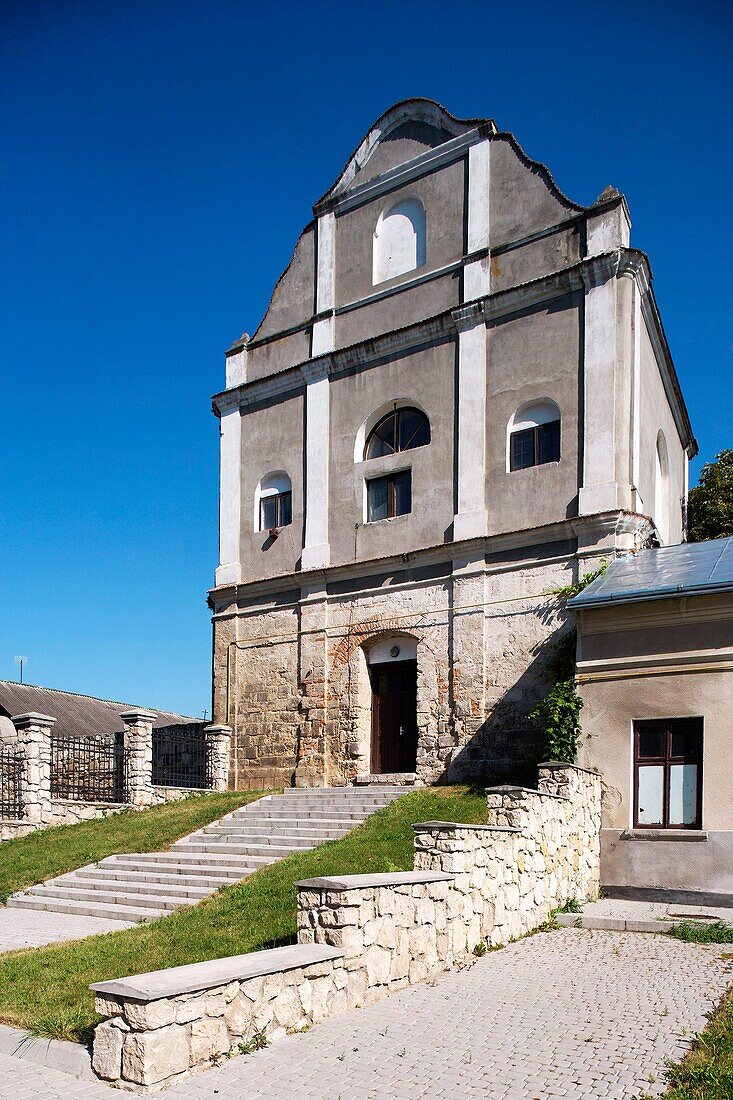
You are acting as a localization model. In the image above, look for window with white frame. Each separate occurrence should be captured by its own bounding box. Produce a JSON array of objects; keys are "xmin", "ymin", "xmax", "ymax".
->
[{"xmin": 256, "ymin": 472, "xmax": 292, "ymax": 532}]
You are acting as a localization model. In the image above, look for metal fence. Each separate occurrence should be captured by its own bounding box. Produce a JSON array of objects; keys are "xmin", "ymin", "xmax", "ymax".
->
[
  {"xmin": 0, "ymin": 744, "xmax": 25, "ymax": 819},
  {"xmin": 152, "ymin": 724, "xmax": 210, "ymax": 789},
  {"xmin": 50, "ymin": 732, "xmax": 129, "ymax": 803}
]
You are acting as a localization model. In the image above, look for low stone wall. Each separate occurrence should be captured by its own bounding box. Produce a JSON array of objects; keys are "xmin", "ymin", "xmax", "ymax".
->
[
  {"xmin": 1, "ymin": 799, "xmax": 127, "ymax": 841},
  {"xmin": 90, "ymin": 763, "xmax": 601, "ymax": 1090},
  {"xmin": 296, "ymin": 870, "xmax": 458, "ymax": 998},
  {"xmin": 1, "ymin": 712, "xmax": 233, "ymax": 841},
  {"xmin": 91, "ymin": 945, "xmax": 346, "ymax": 1088}
]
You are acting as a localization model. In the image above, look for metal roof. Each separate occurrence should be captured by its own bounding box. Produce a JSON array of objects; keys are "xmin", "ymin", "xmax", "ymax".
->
[
  {"xmin": 0, "ymin": 681, "xmax": 199, "ymax": 739},
  {"xmin": 568, "ymin": 537, "xmax": 733, "ymax": 610}
]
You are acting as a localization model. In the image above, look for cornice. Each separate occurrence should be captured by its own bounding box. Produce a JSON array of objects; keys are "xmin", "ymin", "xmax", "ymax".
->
[
  {"xmin": 207, "ymin": 510, "xmax": 642, "ymax": 611},
  {"xmin": 212, "ymin": 252, "xmax": 625, "ymax": 415}
]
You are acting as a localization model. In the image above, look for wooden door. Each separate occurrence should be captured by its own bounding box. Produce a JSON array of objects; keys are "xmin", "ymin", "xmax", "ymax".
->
[{"xmin": 370, "ymin": 661, "xmax": 418, "ymax": 774}]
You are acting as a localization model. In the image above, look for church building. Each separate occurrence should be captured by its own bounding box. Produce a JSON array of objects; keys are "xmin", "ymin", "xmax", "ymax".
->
[{"xmin": 209, "ymin": 99, "xmax": 696, "ymax": 791}]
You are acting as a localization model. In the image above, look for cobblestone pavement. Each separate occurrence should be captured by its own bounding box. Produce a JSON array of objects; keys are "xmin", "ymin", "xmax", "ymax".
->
[
  {"xmin": 0, "ymin": 929, "xmax": 731, "ymax": 1099},
  {"xmin": 0, "ymin": 907, "xmax": 132, "ymax": 953}
]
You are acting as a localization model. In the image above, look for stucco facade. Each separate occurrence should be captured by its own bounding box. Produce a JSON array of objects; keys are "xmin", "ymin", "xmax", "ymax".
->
[
  {"xmin": 574, "ymin": 546, "xmax": 733, "ymax": 902},
  {"xmin": 209, "ymin": 99, "xmax": 695, "ymax": 789}
]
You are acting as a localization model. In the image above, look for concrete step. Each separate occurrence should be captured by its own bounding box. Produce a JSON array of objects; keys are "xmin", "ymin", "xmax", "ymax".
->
[
  {"xmin": 229, "ymin": 810, "xmax": 368, "ymax": 822},
  {"xmin": 6, "ymin": 894, "xmax": 165, "ymax": 923},
  {"xmin": 200, "ymin": 821, "xmax": 353, "ymax": 836},
  {"xmin": 106, "ymin": 850, "xmax": 273, "ymax": 869},
  {"xmin": 23, "ymin": 884, "xmax": 192, "ymax": 911},
  {"xmin": 182, "ymin": 829, "xmax": 342, "ymax": 846},
  {"xmin": 176, "ymin": 841, "xmax": 312, "ymax": 858},
  {"xmin": 75, "ymin": 867, "xmax": 235, "ymax": 890},
  {"xmin": 98, "ymin": 855, "xmax": 249, "ymax": 878},
  {"xmin": 58, "ymin": 874, "xmax": 215, "ymax": 900}
]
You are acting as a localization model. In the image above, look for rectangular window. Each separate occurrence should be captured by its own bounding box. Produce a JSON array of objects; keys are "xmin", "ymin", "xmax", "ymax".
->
[
  {"xmin": 260, "ymin": 491, "xmax": 292, "ymax": 531},
  {"xmin": 510, "ymin": 420, "xmax": 561, "ymax": 471},
  {"xmin": 633, "ymin": 718, "xmax": 703, "ymax": 829},
  {"xmin": 366, "ymin": 470, "xmax": 411, "ymax": 522}
]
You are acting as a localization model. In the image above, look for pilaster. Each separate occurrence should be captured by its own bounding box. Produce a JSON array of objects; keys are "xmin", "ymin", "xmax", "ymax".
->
[
  {"xmin": 301, "ymin": 362, "xmax": 331, "ymax": 570},
  {"xmin": 215, "ymin": 394, "xmax": 243, "ymax": 586},
  {"xmin": 463, "ymin": 137, "xmax": 490, "ymax": 302},
  {"xmin": 578, "ymin": 261, "xmax": 632, "ymax": 516},
  {"xmin": 453, "ymin": 303, "xmax": 488, "ymax": 541}
]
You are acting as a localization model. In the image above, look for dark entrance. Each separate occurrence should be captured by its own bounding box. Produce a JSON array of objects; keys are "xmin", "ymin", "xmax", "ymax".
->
[{"xmin": 369, "ymin": 660, "xmax": 418, "ymax": 774}]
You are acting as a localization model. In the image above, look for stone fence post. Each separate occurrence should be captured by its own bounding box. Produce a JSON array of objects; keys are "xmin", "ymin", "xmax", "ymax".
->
[
  {"xmin": 120, "ymin": 710, "xmax": 156, "ymax": 807},
  {"xmin": 203, "ymin": 724, "xmax": 232, "ymax": 791},
  {"xmin": 11, "ymin": 712, "xmax": 56, "ymax": 823}
]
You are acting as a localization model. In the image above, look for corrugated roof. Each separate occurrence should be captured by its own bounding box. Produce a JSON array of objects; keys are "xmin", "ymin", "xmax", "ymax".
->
[
  {"xmin": 568, "ymin": 537, "xmax": 733, "ymax": 610},
  {"xmin": 0, "ymin": 681, "xmax": 199, "ymax": 739}
]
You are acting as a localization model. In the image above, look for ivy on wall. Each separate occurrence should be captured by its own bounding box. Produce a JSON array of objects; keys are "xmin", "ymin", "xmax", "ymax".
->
[{"xmin": 529, "ymin": 562, "xmax": 607, "ymax": 764}]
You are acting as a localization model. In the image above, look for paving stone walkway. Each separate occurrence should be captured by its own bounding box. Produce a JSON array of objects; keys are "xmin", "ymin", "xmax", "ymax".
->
[
  {"xmin": 1, "ymin": 928, "xmax": 730, "ymax": 1099},
  {"xmin": 0, "ymin": 907, "xmax": 132, "ymax": 953}
]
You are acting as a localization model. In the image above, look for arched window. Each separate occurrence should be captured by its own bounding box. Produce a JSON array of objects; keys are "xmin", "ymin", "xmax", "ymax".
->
[
  {"xmin": 654, "ymin": 430, "xmax": 669, "ymax": 544},
  {"xmin": 372, "ymin": 197, "xmax": 426, "ymax": 285},
  {"xmin": 508, "ymin": 400, "xmax": 561, "ymax": 472},
  {"xmin": 364, "ymin": 406, "xmax": 431, "ymax": 460},
  {"xmin": 255, "ymin": 472, "xmax": 292, "ymax": 532}
]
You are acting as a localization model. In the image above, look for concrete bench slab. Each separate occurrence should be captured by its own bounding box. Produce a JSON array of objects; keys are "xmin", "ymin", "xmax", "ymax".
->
[{"xmin": 90, "ymin": 942, "xmax": 344, "ymax": 1002}]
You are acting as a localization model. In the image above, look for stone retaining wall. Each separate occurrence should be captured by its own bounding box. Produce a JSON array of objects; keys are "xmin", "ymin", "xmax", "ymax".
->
[
  {"xmin": 90, "ymin": 763, "xmax": 601, "ymax": 1090},
  {"xmin": 91, "ymin": 945, "xmax": 346, "ymax": 1088}
]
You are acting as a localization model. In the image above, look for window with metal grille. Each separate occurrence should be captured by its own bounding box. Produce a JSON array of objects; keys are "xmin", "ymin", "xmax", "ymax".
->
[
  {"xmin": 633, "ymin": 718, "xmax": 703, "ymax": 829},
  {"xmin": 260, "ymin": 489, "xmax": 292, "ymax": 531},
  {"xmin": 366, "ymin": 469, "xmax": 412, "ymax": 522},
  {"xmin": 365, "ymin": 407, "xmax": 430, "ymax": 460},
  {"xmin": 510, "ymin": 420, "xmax": 561, "ymax": 471}
]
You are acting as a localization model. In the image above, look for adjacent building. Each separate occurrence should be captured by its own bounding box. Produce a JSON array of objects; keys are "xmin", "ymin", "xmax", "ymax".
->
[
  {"xmin": 572, "ymin": 538, "xmax": 733, "ymax": 902},
  {"xmin": 209, "ymin": 98, "xmax": 696, "ymax": 791}
]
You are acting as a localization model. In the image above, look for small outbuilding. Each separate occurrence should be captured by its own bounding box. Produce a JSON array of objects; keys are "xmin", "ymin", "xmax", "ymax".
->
[{"xmin": 570, "ymin": 537, "xmax": 733, "ymax": 904}]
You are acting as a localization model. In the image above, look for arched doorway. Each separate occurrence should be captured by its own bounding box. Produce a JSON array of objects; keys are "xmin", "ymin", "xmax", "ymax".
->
[{"xmin": 365, "ymin": 636, "xmax": 418, "ymax": 774}]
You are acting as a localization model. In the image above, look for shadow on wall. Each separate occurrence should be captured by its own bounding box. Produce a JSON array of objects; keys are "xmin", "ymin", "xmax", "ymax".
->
[{"xmin": 440, "ymin": 615, "xmax": 573, "ymax": 786}]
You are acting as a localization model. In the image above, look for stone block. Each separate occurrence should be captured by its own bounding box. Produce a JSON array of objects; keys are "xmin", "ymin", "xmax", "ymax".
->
[
  {"xmin": 365, "ymin": 944, "xmax": 392, "ymax": 986},
  {"xmin": 124, "ymin": 997, "xmax": 176, "ymax": 1030},
  {"xmin": 122, "ymin": 1025, "xmax": 190, "ymax": 1086},
  {"xmin": 92, "ymin": 1020, "xmax": 125, "ymax": 1081},
  {"xmin": 224, "ymin": 993, "xmax": 254, "ymax": 1036},
  {"xmin": 189, "ymin": 1016, "xmax": 229, "ymax": 1064}
]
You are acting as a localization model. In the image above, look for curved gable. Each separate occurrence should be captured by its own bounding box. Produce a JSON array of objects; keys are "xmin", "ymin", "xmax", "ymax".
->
[{"xmin": 315, "ymin": 98, "xmax": 491, "ymax": 212}]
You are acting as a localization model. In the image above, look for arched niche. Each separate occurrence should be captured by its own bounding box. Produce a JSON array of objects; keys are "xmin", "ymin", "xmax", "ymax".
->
[{"xmin": 372, "ymin": 197, "xmax": 426, "ymax": 285}]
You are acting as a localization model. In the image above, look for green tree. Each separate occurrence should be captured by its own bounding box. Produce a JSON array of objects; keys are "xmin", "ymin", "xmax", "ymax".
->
[{"xmin": 687, "ymin": 450, "xmax": 733, "ymax": 543}]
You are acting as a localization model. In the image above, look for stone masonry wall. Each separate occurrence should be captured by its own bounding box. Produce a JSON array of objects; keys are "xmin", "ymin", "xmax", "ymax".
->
[
  {"xmin": 92, "ymin": 949, "xmax": 348, "ymax": 1088},
  {"xmin": 213, "ymin": 553, "xmax": 580, "ymax": 788},
  {"xmin": 91, "ymin": 763, "xmax": 601, "ymax": 1089},
  {"xmin": 1, "ymin": 799, "xmax": 127, "ymax": 842}
]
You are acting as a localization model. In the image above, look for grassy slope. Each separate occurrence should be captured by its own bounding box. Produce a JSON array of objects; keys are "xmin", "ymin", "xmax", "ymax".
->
[
  {"xmin": 0, "ymin": 791, "xmax": 267, "ymax": 902},
  {"xmin": 0, "ymin": 786, "xmax": 484, "ymax": 1041},
  {"xmin": 665, "ymin": 988, "xmax": 733, "ymax": 1099}
]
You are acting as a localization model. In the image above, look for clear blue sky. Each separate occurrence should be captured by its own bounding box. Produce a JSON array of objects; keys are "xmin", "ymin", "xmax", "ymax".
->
[{"xmin": 1, "ymin": 0, "xmax": 730, "ymax": 716}]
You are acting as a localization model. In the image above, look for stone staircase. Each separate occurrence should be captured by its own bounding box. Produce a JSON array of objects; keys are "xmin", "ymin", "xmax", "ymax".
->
[{"xmin": 6, "ymin": 786, "xmax": 406, "ymax": 923}]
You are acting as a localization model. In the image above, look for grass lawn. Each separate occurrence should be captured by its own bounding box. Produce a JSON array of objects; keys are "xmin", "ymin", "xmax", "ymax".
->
[
  {"xmin": 0, "ymin": 790, "xmax": 268, "ymax": 902},
  {"xmin": 665, "ymin": 987, "xmax": 733, "ymax": 1098},
  {"xmin": 0, "ymin": 786, "xmax": 484, "ymax": 1042}
]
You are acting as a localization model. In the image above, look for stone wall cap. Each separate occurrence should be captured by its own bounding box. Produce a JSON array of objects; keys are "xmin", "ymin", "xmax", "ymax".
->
[
  {"xmin": 11, "ymin": 712, "xmax": 57, "ymax": 727},
  {"xmin": 203, "ymin": 724, "xmax": 233, "ymax": 735},
  {"xmin": 90, "ymin": 943, "xmax": 343, "ymax": 1003},
  {"xmin": 412, "ymin": 820, "xmax": 520, "ymax": 833},
  {"xmin": 295, "ymin": 870, "xmax": 455, "ymax": 891},
  {"xmin": 486, "ymin": 784, "xmax": 569, "ymax": 800},
  {"xmin": 119, "ymin": 709, "xmax": 157, "ymax": 722},
  {"xmin": 538, "ymin": 761, "xmax": 601, "ymax": 775}
]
